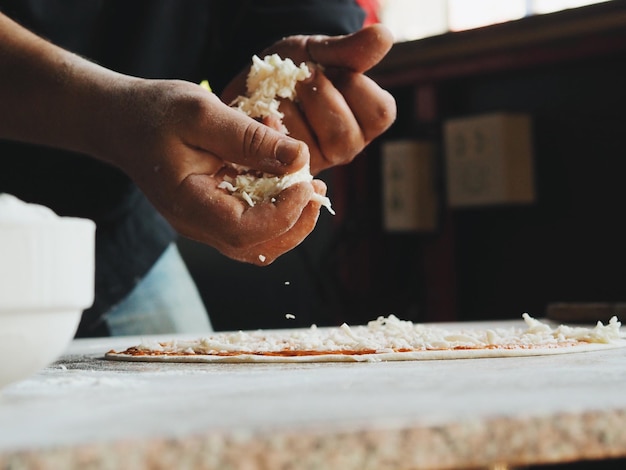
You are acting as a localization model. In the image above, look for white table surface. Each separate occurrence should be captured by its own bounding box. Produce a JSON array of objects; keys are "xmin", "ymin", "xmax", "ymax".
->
[{"xmin": 1, "ymin": 320, "xmax": 626, "ymax": 469}]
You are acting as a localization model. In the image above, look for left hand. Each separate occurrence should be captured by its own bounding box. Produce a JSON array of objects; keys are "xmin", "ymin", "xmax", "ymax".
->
[
  {"xmin": 95, "ymin": 78, "xmax": 326, "ymax": 266},
  {"xmin": 221, "ymin": 24, "xmax": 397, "ymax": 175}
]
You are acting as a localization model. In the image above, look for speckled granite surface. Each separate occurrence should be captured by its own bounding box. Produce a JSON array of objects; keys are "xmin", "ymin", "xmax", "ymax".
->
[{"xmin": 2, "ymin": 323, "xmax": 626, "ymax": 469}]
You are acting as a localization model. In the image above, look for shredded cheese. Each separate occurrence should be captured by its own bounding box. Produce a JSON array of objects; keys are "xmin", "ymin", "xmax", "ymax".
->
[
  {"xmin": 231, "ymin": 54, "xmax": 311, "ymax": 124},
  {"xmin": 133, "ymin": 314, "xmax": 623, "ymax": 355},
  {"xmin": 223, "ymin": 54, "xmax": 334, "ymax": 214},
  {"xmin": 217, "ymin": 163, "xmax": 334, "ymax": 214}
]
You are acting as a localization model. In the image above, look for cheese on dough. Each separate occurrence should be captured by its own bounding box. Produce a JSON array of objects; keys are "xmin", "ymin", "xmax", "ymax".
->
[
  {"xmin": 225, "ymin": 54, "xmax": 333, "ymax": 214},
  {"xmin": 133, "ymin": 314, "xmax": 623, "ymax": 355}
]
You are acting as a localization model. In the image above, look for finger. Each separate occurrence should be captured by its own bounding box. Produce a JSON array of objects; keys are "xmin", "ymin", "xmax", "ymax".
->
[
  {"xmin": 294, "ymin": 69, "xmax": 364, "ymax": 168},
  {"xmin": 193, "ymin": 96, "xmax": 310, "ymax": 175},
  {"xmin": 323, "ymin": 70, "xmax": 396, "ymax": 144},
  {"xmin": 236, "ymin": 180, "xmax": 327, "ymax": 265},
  {"xmin": 173, "ymin": 173, "xmax": 314, "ymax": 249},
  {"xmin": 278, "ymin": 102, "xmax": 324, "ymax": 170},
  {"xmin": 305, "ymin": 24, "xmax": 394, "ymax": 73},
  {"xmin": 238, "ymin": 181, "xmax": 315, "ymax": 244},
  {"xmin": 241, "ymin": 201, "xmax": 321, "ymax": 265}
]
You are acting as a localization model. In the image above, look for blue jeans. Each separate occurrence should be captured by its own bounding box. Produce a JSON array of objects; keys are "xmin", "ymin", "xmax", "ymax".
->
[{"xmin": 103, "ymin": 244, "xmax": 213, "ymax": 336}]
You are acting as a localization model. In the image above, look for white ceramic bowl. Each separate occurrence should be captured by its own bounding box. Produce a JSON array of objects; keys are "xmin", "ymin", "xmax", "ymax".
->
[{"xmin": 0, "ymin": 194, "xmax": 95, "ymax": 390}]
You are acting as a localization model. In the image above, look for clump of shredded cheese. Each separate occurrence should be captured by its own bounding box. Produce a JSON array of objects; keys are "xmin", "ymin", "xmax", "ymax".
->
[
  {"xmin": 223, "ymin": 54, "xmax": 334, "ymax": 214},
  {"xmin": 134, "ymin": 314, "xmax": 623, "ymax": 356},
  {"xmin": 231, "ymin": 54, "xmax": 311, "ymax": 123},
  {"xmin": 522, "ymin": 313, "xmax": 622, "ymax": 343},
  {"xmin": 217, "ymin": 163, "xmax": 334, "ymax": 214}
]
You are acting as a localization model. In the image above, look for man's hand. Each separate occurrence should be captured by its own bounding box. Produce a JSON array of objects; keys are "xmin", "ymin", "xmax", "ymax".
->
[
  {"xmin": 97, "ymin": 78, "xmax": 327, "ymax": 265},
  {"xmin": 221, "ymin": 24, "xmax": 397, "ymax": 175}
]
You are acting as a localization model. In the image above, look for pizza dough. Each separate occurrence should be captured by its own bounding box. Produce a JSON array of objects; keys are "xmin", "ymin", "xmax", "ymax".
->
[{"xmin": 105, "ymin": 314, "xmax": 626, "ymax": 363}]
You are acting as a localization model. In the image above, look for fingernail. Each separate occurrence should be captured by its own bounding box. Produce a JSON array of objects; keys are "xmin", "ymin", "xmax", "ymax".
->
[{"xmin": 277, "ymin": 139, "xmax": 307, "ymax": 165}]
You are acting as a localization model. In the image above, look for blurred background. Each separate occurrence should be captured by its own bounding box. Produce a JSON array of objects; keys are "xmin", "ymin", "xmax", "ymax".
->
[
  {"xmin": 379, "ymin": 0, "xmax": 611, "ymax": 42},
  {"xmin": 179, "ymin": 0, "xmax": 626, "ymax": 331}
]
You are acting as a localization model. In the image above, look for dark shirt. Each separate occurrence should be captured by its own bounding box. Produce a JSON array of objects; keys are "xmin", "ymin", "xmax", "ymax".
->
[{"xmin": 0, "ymin": 0, "xmax": 364, "ymax": 336}]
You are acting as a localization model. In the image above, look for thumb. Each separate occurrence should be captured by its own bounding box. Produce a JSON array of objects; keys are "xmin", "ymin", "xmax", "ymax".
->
[
  {"xmin": 306, "ymin": 24, "xmax": 394, "ymax": 73},
  {"xmin": 201, "ymin": 100, "xmax": 310, "ymax": 175}
]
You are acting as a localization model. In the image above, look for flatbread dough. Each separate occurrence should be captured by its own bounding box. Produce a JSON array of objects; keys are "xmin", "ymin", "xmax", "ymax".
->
[
  {"xmin": 105, "ymin": 342, "xmax": 625, "ymax": 363},
  {"xmin": 105, "ymin": 314, "xmax": 626, "ymax": 363}
]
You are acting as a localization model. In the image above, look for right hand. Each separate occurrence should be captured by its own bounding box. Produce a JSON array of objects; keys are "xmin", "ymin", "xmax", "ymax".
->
[
  {"xmin": 221, "ymin": 24, "xmax": 397, "ymax": 175},
  {"xmin": 95, "ymin": 78, "xmax": 326, "ymax": 265}
]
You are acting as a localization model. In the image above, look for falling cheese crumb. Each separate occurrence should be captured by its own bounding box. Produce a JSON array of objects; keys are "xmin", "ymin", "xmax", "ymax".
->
[{"xmin": 285, "ymin": 314, "xmax": 296, "ymax": 320}]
